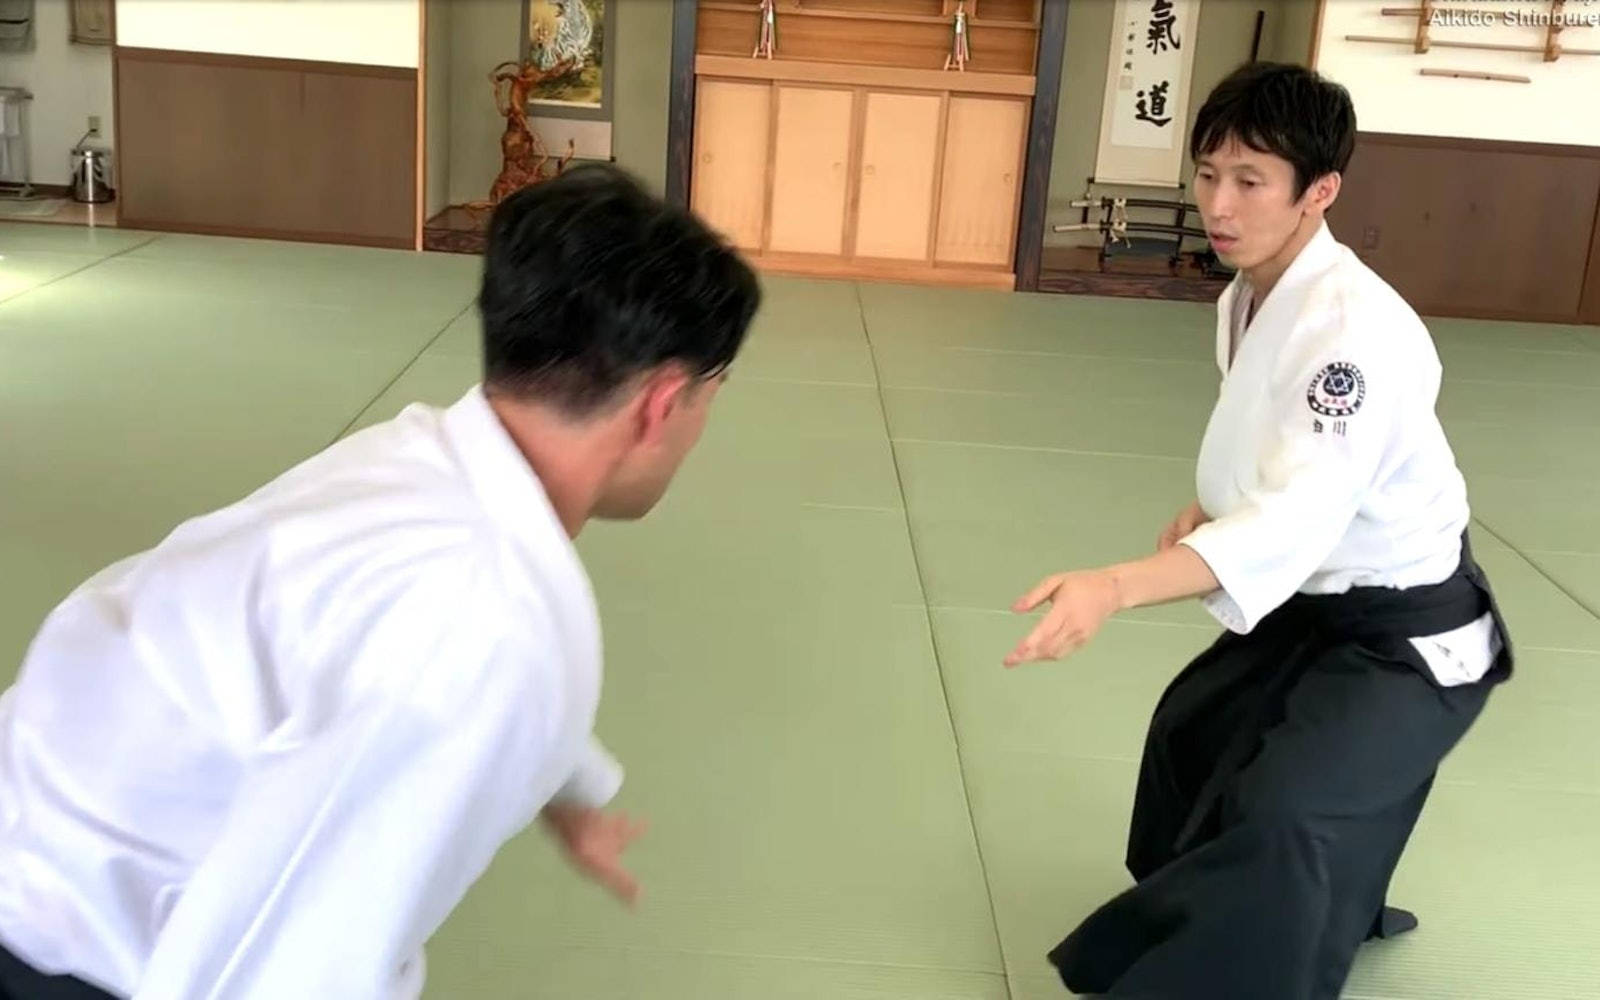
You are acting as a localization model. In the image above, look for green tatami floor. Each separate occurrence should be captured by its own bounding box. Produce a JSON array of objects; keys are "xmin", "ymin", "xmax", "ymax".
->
[{"xmin": 3, "ymin": 222, "xmax": 1598, "ymax": 999}]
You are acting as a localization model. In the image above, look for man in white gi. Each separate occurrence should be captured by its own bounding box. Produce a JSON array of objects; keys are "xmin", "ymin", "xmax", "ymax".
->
[
  {"xmin": 1003, "ymin": 63, "xmax": 1512, "ymax": 999},
  {"xmin": 0, "ymin": 165, "xmax": 761, "ymax": 999}
]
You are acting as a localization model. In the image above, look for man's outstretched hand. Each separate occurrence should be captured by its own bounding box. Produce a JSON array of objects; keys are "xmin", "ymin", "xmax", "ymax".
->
[
  {"xmin": 1004, "ymin": 508, "xmax": 1224, "ymax": 666},
  {"xmin": 543, "ymin": 803, "xmax": 647, "ymax": 906},
  {"xmin": 1004, "ymin": 569, "xmax": 1122, "ymax": 667}
]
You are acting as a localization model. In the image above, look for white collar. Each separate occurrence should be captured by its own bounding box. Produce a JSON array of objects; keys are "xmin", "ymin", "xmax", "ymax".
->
[
  {"xmin": 1215, "ymin": 221, "xmax": 1343, "ymax": 372},
  {"xmin": 440, "ymin": 384, "xmax": 594, "ymax": 608}
]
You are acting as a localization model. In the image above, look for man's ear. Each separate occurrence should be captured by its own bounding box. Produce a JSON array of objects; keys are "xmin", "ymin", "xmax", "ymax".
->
[
  {"xmin": 633, "ymin": 365, "xmax": 694, "ymax": 445},
  {"xmin": 1307, "ymin": 171, "xmax": 1341, "ymax": 215}
]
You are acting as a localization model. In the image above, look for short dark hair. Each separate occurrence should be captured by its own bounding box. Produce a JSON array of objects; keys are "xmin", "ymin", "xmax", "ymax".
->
[
  {"xmin": 1189, "ymin": 61, "xmax": 1356, "ymax": 199},
  {"xmin": 478, "ymin": 164, "xmax": 761, "ymax": 416}
]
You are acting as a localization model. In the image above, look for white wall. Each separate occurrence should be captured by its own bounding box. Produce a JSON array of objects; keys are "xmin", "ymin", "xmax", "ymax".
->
[
  {"xmin": 1315, "ymin": 2, "xmax": 1600, "ymax": 146},
  {"xmin": 116, "ymin": 0, "xmax": 421, "ymax": 69},
  {"xmin": 0, "ymin": 3, "xmax": 115, "ymax": 186}
]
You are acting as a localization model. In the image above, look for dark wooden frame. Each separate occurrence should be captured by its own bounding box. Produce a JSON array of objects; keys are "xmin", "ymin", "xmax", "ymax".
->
[
  {"xmin": 665, "ymin": 0, "xmax": 699, "ymax": 209},
  {"xmin": 662, "ymin": 0, "xmax": 1071, "ymax": 291},
  {"xmin": 1013, "ymin": 0, "xmax": 1068, "ymax": 291}
]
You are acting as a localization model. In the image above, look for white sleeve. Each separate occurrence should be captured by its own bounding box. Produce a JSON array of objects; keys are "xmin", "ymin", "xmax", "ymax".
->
[
  {"xmin": 1179, "ymin": 326, "xmax": 1400, "ymax": 633},
  {"xmin": 551, "ymin": 734, "xmax": 625, "ymax": 808},
  {"xmin": 134, "ymin": 568, "xmax": 573, "ymax": 1000}
]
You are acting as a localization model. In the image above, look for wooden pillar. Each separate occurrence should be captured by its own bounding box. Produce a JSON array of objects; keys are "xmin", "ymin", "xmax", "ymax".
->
[
  {"xmin": 1012, "ymin": 0, "xmax": 1069, "ymax": 292},
  {"xmin": 665, "ymin": 0, "xmax": 699, "ymax": 208}
]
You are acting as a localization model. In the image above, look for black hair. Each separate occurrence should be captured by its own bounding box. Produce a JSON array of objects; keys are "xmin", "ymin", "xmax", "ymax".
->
[
  {"xmin": 1189, "ymin": 61, "xmax": 1357, "ymax": 200},
  {"xmin": 478, "ymin": 163, "xmax": 761, "ymax": 416}
]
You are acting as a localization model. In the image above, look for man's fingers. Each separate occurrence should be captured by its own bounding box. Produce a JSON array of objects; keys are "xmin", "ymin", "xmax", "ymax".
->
[
  {"xmin": 577, "ymin": 843, "xmax": 642, "ymax": 906},
  {"xmin": 1012, "ymin": 574, "xmax": 1064, "ymax": 613},
  {"xmin": 1003, "ymin": 623, "xmax": 1046, "ymax": 666},
  {"xmin": 601, "ymin": 862, "xmax": 640, "ymax": 905},
  {"xmin": 1007, "ymin": 613, "xmax": 1103, "ymax": 667},
  {"xmin": 1005, "ymin": 607, "xmax": 1071, "ymax": 667}
]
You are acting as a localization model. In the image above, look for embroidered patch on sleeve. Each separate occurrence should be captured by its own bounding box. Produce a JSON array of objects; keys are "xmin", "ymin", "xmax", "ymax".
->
[{"xmin": 1307, "ymin": 362, "xmax": 1366, "ymax": 418}]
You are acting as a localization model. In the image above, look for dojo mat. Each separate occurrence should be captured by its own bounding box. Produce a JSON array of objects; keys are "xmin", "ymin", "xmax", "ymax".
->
[{"xmin": 3, "ymin": 222, "xmax": 1597, "ymax": 999}]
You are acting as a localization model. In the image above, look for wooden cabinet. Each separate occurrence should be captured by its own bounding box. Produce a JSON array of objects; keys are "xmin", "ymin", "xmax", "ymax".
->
[
  {"xmin": 692, "ymin": 73, "xmax": 1030, "ymax": 287},
  {"xmin": 686, "ymin": 0, "xmax": 1043, "ymax": 289}
]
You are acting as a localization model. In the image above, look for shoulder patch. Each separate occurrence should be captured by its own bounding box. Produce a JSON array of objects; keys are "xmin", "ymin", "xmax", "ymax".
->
[{"xmin": 1307, "ymin": 362, "xmax": 1365, "ymax": 417}]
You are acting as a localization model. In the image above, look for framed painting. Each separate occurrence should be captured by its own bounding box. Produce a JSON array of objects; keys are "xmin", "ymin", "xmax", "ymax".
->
[
  {"xmin": 70, "ymin": 0, "xmax": 115, "ymax": 45},
  {"xmin": 519, "ymin": 0, "xmax": 614, "ymax": 121}
]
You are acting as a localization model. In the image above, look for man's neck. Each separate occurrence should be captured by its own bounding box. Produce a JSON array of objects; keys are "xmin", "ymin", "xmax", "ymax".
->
[
  {"xmin": 1243, "ymin": 213, "xmax": 1322, "ymax": 307},
  {"xmin": 487, "ymin": 392, "xmax": 616, "ymax": 539}
]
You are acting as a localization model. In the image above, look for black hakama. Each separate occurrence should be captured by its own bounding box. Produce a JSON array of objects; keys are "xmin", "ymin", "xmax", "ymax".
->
[{"xmin": 1048, "ymin": 535, "xmax": 1513, "ymax": 1000}]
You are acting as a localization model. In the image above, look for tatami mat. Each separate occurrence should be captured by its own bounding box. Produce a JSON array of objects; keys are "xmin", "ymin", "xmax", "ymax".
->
[{"xmin": 2, "ymin": 221, "xmax": 1596, "ymax": 998}]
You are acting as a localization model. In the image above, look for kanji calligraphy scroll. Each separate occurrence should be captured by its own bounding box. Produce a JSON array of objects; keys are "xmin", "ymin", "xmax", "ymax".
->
[{"xmin": 1094, "ymin": 0, "xmax": 1203, "ymax": 186}]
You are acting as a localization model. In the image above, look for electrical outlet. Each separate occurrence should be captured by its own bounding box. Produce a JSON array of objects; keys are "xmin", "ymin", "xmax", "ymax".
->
[{"xmin": 87, "ymin": 115, "xmax": 102, "ymax": 136}]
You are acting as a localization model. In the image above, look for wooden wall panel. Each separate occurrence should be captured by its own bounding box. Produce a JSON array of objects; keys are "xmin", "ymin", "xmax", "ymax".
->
[
  {"xmin": 936, "ymin": 96, "xmax": 1028, "ymax": 266},
  {"xmin": 1330, "ymin": 133, "xmax": 1600, "ymax": 324},
  {"xmin": 976, "ymin": 0, "xmax": 1040, "ymax": 23},
  {"xmin": 115, "ymin": 48, "xmax": 417, "ymax": 248},
  {"xmin": 694, "ymin": 8, "xmax": 1036, "ymax": 75},
  {"xmin": 805, "ymin": 0, "xmax": 944, "ymax": 15}
]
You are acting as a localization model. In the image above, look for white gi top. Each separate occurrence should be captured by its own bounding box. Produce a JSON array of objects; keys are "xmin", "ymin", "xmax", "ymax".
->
[
  {"xmin": 0, "ymin": 386, "xmax": 623, "ymax": 999},
  {"xmin": 1179, "ymin": 222, "xmax": 1498, "ymax": 685}
]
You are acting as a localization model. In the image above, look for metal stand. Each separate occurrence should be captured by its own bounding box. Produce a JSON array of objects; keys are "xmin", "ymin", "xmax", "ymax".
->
[
  {"xmin": 0, "ymin": 86, "xmax": 33, "ymax": 199},
  {"xmin": 1051, "ymin": 178, "xmax": 1232, "ymax": 279}
]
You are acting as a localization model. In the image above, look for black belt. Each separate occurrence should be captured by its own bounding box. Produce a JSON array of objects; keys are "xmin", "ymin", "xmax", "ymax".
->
[{"xmin": 1268, "ymin": 531, "xmax": 1513, "ymax": 656}]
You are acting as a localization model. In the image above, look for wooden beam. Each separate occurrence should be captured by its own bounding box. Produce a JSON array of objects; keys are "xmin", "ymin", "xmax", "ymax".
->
[
  {"xmin": 925, "ymin": 90, "xmax": 952, "ymax": 264},
  {"xmin": 1012, "ymin": 0, "xmax": 1067, "ymax": 292},
  {"xmin": 693, "ymin": 55, "xmax": 1036, "ymax": 96},
  {"xmin": 840, "ymin": 88, "xmax": 868, "ymax": 259},
  {"xmin": 415, "ymin": 0, "xmax": 426, "ymax": 251},
  {"xmin": 1344, "ymin": 34, "xmax": 1600, "ymax": 56},
  {"xmin": 1581, "ymin": 180, "xmax": 1600, "ymax": 324},
  {"xmin": 665, "ymin": 0, "xmax": 699, "ymax": 208},
  {"xmin": 1420, "ymin": 67, "xmax": 1531, "ymax": 83},
  {"xmin": 1546, "ymin": 0, "xmax": 1565, "ymax": 61},
  {"xmin": 1309, "ymin": 0, "xmax": 1328, "ymax": 66}
]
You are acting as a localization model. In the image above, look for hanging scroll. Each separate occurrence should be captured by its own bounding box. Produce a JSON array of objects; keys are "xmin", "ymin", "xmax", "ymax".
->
[{"xmin": 1093, "ymin": 0, "xmax": 1203, "ymax": 186}]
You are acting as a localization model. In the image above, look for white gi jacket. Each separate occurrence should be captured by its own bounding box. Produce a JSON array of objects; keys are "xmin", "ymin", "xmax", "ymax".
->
[
  {"xmin": 0, "ymin": 385, "xmax": 623, "ymax": 998},
  {"xmin": 1179, "ymin": 222, "xmax": 1498, "ymax": 686}
]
